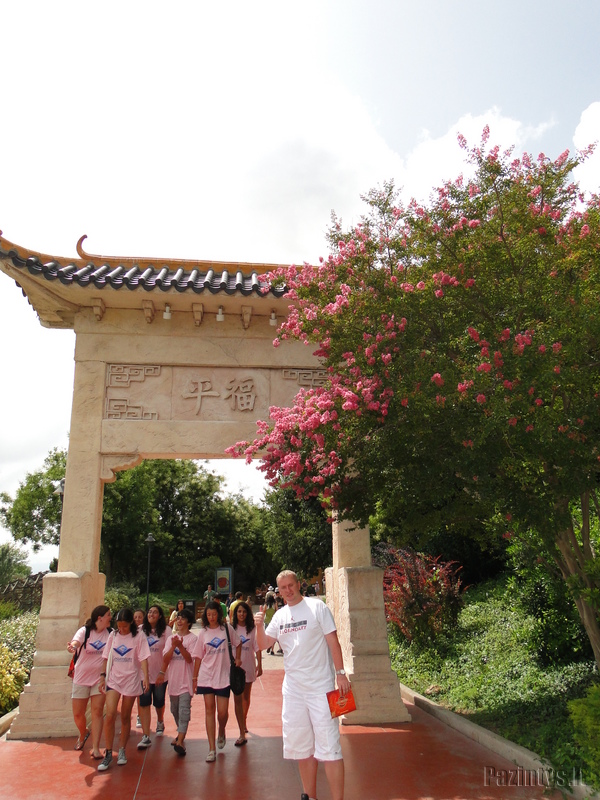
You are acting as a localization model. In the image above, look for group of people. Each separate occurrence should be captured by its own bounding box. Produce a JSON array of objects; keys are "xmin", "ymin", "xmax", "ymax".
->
[{"xmin": 67, "ymin": 570, "xmax": 349, "ymax": 800}]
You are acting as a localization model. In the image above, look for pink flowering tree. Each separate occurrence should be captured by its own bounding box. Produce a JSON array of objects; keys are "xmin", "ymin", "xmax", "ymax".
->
[{"xmin": 229, "ymin": 131, "xmax": 600, "ymax": 667}]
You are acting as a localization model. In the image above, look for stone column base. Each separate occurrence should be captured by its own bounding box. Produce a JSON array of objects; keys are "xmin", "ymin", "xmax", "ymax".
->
[
  {"xmin": 332, "ymin": 566, "xmax": 411, "ymax": 725},
  {"xmin": 8, "ymin": 571, "xmax": 105, "ymax": 740}
]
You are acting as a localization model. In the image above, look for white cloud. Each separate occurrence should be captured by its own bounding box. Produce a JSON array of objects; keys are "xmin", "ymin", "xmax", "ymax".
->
[{"xmin": 573, "ymin": 102, "xmax": 600, "ymax": 194}]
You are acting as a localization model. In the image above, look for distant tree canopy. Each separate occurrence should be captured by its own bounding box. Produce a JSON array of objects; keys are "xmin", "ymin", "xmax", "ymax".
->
[
  {"xmin": 1, "ymin": 451, "xmax": 279, "ymax": 593},
  {"xmin": 0, "ymin": 542, "xmax": 31, "ymax": 587}
]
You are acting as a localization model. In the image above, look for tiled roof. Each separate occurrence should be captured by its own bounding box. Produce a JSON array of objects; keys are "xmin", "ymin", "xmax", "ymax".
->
[{"xmin": 0, "ymin": 237, "xmax": 287, "ymax": 298}]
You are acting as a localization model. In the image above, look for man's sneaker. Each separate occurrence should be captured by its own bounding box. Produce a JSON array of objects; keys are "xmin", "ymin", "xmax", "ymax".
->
[
  {"xmin": 136, "ymin": 715, "xmax": 142, "ymax": 728},
  {"xmin": 156, "ymin": 721, "xmax": 165, "ymax": 736},
  {"xmin": 97, "ymin": 751, "xmax": 112, "ymax": 772},
  {"xmin": 117, "ymin": 747, "xmax": 127, "ymax": 765},
  {"xmin": 137, "ymin": 735, "xmax": 152, "ymax": 749}
]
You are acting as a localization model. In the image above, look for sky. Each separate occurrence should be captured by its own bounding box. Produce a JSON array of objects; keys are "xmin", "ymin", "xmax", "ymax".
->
[{"xmin": 1, "ymin": 0, "xmax": 599, "ymax": 572}]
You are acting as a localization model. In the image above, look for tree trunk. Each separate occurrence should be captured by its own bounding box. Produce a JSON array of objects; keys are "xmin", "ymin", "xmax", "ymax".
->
[{"xmin": 553, "ymin": 514, "xmax": 600, "ymax": 670}]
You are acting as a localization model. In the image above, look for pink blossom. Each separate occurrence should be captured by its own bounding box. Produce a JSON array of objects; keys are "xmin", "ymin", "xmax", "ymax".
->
[
  {"xmin": 431, "ymin": 373, "xmax": 444, "ymax": 387},
  {"xmin": 476, "ymin": 394, "xmax": 486, "ymax": 404},
  {"xmin": 526, "ymin": 425, "xmax": 534, "ymax": 432},
  {"xmin": 468, "ymin": 327, "xmax": 480, "ymax": 342},
  {"xmin": 535, "ymin": 398, "xmax": 543, "ymax": 406},
  {"xmin": 581, "ymin": 224, "xmax": 590, "ymax": 237},
  {"xmin": 416, "ymin": 281, "xmax": 426, "ymax": 290},
  {"xmin": 552, "ymin": 342, "xmax": 562, "ymax": 353},
  {"xmin": 465, "ymin": 278, "xmax": 476, "ymax": 287},
  {"xmin": 435, "ymin": 289, "xmax": 444, "ymax": 298},
  {"xmin": 401, "ymin": 397, "xmax": 408, "ymax": 407},
  {"xmin": 538, "ymin": 345, "xmax": 546, "ymax": 353},
  {"xmin": 458, "ymin": 380, "xmax": 474, "ymax": 393},
  {"xmin": 463, "ymin": 440, "xmax": 473, "ymax": 448},
  {"xmin": 554, "ymin": 365, "xmax": 561, "ymax": 374},
  {"xmin": 503, "ymin": 380, "xmax": 513, "ymax": 390},
  {"xmin": 508, "ymin": 417, "xmax": 518, "ymax": 426},
  {"xmin": 477, "ymin": 362, "xmax": 491, "ymax": 373},
  {"xmin": 468, "ymin": 219, "xmax": 481, "ymax": 228}
]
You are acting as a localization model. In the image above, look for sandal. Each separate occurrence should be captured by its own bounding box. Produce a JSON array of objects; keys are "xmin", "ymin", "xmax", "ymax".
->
[
  {"xmin": 217, "ymin": 734, "xmax": 226, "ymax": 749},
  {"xmin": 74, "ymin": 730, "xmax": 90, "ymax": 751},
  {"xmin": 206, "ymin": 750, "xmax": 216, "ymax": 762},
  {"xmin": 234, "ymin": 737, "xmax": 247, "ymax": 746},
  {"xmin": 173, "ymin": 743, "xmax": 186, "ymax": 756}
]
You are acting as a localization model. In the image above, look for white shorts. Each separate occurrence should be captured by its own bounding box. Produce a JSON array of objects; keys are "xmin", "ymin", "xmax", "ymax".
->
[
  {"xmin": 71, "ymin": 682, "xmax": 102, "ymax": 699},
  {"xmin": 282, "ymin": 692, "xmax": 342, "ymax": 761}
]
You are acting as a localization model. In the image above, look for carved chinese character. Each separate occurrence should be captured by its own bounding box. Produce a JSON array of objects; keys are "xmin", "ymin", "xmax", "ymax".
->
[
  {"xmin": 182, "ymin": 378, "xmax": 220, "ymax": 415},
  {"xmin": 224, "ymin": 377, "xmax": 256, "ymax": 412}
]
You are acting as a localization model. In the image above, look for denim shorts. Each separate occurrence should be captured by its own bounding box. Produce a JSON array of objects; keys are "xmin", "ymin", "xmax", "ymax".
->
[{"xmin": 139, "ymin": 681, "xmax": 168, "ymax": 708}]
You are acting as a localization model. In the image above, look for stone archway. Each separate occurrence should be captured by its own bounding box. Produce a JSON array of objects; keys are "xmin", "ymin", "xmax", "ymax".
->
[{"xmin": 0, "ymin": 234, "xmax": 410, "ymax": 737}]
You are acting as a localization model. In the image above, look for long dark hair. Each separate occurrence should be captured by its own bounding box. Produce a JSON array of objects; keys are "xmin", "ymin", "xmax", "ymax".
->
[
  {"xmin": 86, "ymin": 605, "xmax": 111, "ymax": 631},
  {"xmin": 231, "ymin": 601, "xmax": 255, "ymax": 632},
  {"xmin": 116, "ymin": 607, "xmax": 138, "ymax": 636},
  {"xmin": 201, "ymin": 600, "xmax": 225, "ymax": 628},
  {"xmin": 142, "ymin": 605, "xmax": 167, "ymax": 637}
]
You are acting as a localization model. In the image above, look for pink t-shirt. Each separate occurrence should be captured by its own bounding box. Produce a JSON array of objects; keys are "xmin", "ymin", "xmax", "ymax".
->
[
  {"xmin": 235, "ymin": 624, "xmax": 259, "ymax": 683},
  {"xmin": 104, "ymin": 630, "xmax": 151, "ymax": 697},
  {"xmin": 72, "ymin": 625, "xmax": 112, "ymax": 687},
  {"xmin": 144, "ymin": 626, "xmax": 172, "ymax": 683},
  {"xmin": 192, "ymin": 624, "xmax": 240, "ymax": 690},
  {"xmin": 163, "ymin": 631, "xmax": 197, "ymax": 696}
]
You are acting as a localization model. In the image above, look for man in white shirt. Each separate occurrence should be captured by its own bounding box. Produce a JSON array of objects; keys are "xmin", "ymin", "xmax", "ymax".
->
[{"xmin": 255, "ymin": 570, "xmax": 350, "ymax": 800}]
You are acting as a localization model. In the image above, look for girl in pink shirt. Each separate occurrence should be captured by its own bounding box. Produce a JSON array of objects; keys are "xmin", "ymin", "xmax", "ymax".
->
[
  {"xmin": 192, "ymin": 600, "xmax": 242, "ymax": 762},
  {"xmin": 231, "ymin": 601, "xmax": 263, "ymax": 746},
  {"xmin": 157, "ymin": 607, "xmax": 196, "ymax": 756},
  {"xmin": 67, "ymin": 604, "xmax": 112, "ymax": 758},
  {"xmin": 97, "ymin": 608, "xmax": 150, "ymax": 772}
]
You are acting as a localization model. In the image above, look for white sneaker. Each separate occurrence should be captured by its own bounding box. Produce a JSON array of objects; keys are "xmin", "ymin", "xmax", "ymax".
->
[
  {"xmin": 156, "ymin": 721, "xmax": 165, "ymax": 736},
  {"xmin": 117, "ymin": 747, "xmax": 127, "ymax": 765},
  {"xmin": 206, "ymin": 750, "xmax": 216, "ymax": 762},
  {"xmin": 137, "ymin": 735, "xmax": 152, "ymax": 749},
  {"xmin": 136, "ymin": 715, "xmax": 142, "ymax": 728}
]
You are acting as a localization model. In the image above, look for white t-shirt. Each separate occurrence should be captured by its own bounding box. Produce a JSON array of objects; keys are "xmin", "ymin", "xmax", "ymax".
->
[
  {"xmin": 163, "ymin": 631, "xmax": 197, "ymax": 696},
  {"xmin": 265, "ymin": 597, "xmax": 336, "ymax": 695}
]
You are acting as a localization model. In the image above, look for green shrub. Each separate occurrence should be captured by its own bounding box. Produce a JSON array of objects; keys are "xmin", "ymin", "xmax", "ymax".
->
[
  {"xmin": 0, "ymin": 600, "xmax": 20, "ymax": 622},
  {"xmin": 0, "ymin": 611, "xmax": 39, "ymax": 674},
  {"xmin": 569, "ymin": 682, "xmax": 600, "ymax": 788},
  {"xmin": 0, "ymin": 643, "xmax": 28, "ymax": 715},
  {"xmin": 104, "ymin": 583, "xmax": 139, "ymax": 612}
]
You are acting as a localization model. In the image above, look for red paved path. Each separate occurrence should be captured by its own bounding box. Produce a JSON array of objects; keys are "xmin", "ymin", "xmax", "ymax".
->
[{"xmin": 0, "ymin": 664, "xmax": 555, "ymax": 800}]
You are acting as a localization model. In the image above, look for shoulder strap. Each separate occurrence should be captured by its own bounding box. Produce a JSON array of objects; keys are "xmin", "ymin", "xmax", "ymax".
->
[{"xmin": 224, "ymin": 624, "xmax": 236, "ymax": 667}]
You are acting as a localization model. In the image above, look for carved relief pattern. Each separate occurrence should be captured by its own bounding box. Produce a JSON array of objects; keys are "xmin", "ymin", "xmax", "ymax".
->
[
  {"xmin": 283, "ymin": 368, "xmax": 328, "ymax": 387},
  {"xmin": 107, "ymin": 365, "xmax": 161, "ymax": 387},
  {"xmin": 106, "ymin": 399, "xmax": 158, "ymax": 420}
]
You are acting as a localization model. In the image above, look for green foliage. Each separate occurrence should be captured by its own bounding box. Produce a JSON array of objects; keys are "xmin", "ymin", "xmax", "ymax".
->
[
  {"xmin": 0, "ymin": 600, "xmax": 20, "ymax": 622},
  {"xmin": 0, "ymin": 643, "xmax": 28, "ymax": 716},
  {"xmin": 262, "ymin": 487, "xmax": 331, "ymax": 578},
  {"xmin": 568, "ymin": 683, "xmax": 600, "ymax": 788},
  {"xmin": 0, "ymin": 542, "xmax": 31, "ymax": 586},
  {"xmin": 0, "ymin": 448, "xmax": 66, "ymax": 551},
  {"xmin": 0, "ymin": 611, "xmax": 39, "ymax": 674},
  {"xmin": 390, "ymin": 575, "xmax": 597, "ymax": 787},
  {"xmin": 375, "ymin": 544, "xmax": 465, "ymax": 644}
]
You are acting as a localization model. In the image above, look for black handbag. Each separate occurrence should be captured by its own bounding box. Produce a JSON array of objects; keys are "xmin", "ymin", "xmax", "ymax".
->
[{"xmin": 224, "ymin": 624, "xmax": 246, "ymax": 696}]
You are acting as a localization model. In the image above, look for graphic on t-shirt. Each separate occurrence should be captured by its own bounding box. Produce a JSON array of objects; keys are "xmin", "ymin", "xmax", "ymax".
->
[
  {"xmin": 174, "ymin": 647, "xmax": 181, "ymax": 655},
  {"xmin": 147, "ymin": 636, "xmax": 160, "ymax": 648},
  {"xmin": 114, "ymin": 645, "xmax": 133, "ymax": 657},
  {"xmin": 88, "ymin": 640, "xmax": 106, "ymax": 651},
  {"xmin": 207, "ymin": 636, "xmax": 225, "ymax": 649},
  {"xmin": 280, "ymin": 619, "xmax": 308, "ymax": 634},
  {"xmin": 239, "ymin": 634, "xmax": 250, "ymax": 645}
]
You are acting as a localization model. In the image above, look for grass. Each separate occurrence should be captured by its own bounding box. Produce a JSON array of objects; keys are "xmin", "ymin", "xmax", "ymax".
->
[{"xmin": 389, "ymin": 575, "xmax": 599, "ymax": 789}]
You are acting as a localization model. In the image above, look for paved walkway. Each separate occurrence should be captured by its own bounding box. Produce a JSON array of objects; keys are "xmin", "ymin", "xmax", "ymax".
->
[{"xmin": 1, "ymin": 650, "xmax": 560, "ymax": 800}]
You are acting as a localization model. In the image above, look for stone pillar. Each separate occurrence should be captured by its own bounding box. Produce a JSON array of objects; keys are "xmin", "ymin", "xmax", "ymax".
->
[
  {"xmin": 327, "ymin": 519, "xmax": 411, "ymax": 724},
  {"xmin": 8, "ymin": 357, "xmax": 107, "ymax": 739}
]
